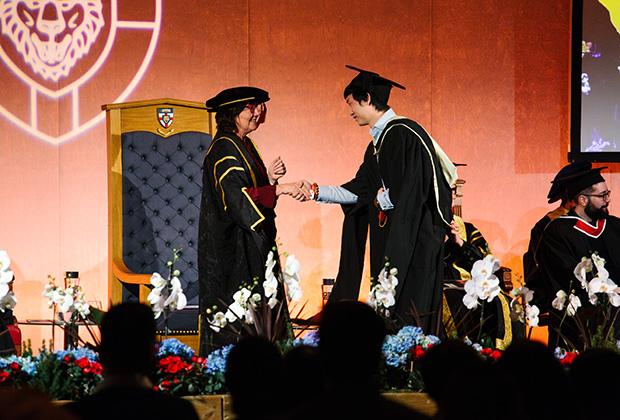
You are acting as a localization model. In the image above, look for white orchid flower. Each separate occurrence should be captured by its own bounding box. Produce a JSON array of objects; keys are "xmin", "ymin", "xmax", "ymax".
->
[
  {"xmin": 150, "ymin": 272, "xmax": 166, "ymax": 288},
  {"xmin": 567, "ymin": 294, "xmax": 581, "ymax": 316},
  {"xmin": 552, "ymin": 290, "xmax": 567, "ymax": 311},
  {"xmin": 147, "ymin": 286, "xmax": 163, "ymax": 305},
  {"xmin": 463, "ymin": 292, "xmax": 479, "ymax": 309},
  {"xmin": 233, "ymin": 287, "xmax": 252, "ymax": 305},
  {"xmin": 609, "ymin": 292, "xmax": 620, "ymax": 307},
  {"xmin": 525, "ymin": 304, "xmax": 540, "ymax": 326},
  {"xmin": 574, "ymin": 257, "xmax": 593, "ymax": 289},
  {"xmin": 210, "ymin": 311, "xmax": 227, "ymax": 332},
  {"xmin": 263, "ymin": 275, "xmax": 278, "ymax": 299},
  {"xmin": 375, "ymin": 286, "xmax": 396, "ymax": 308},
  {"xmin": 267, "ymin": 296, "xmax": 278, "ymax": 309},
  {"xmin": 517, "ymin": 286, "xmax": 534, "ymax": 303},
  {"xmin": 378, "ymin": 267, "xmax": 398, "ymax": 292},
  {"xmin": 0, "ymin": 292, "xmax": 17, "ymax": 312},
  {"xmin": 73, "ymin": 301, "xmax": 91, "ymax": 318},
  {"xmin": 283, "ymin": 255, "xmax": 300, "ymax": 278},
  {"xmin": 285, "ymin": 282, "xmax": 303, "ymax": 302},
  {"xmin": 264, "ymin": 251, "xmax": 277, "ymax": 280},
  {"xmin": 225, "ymin": 302, "xmax": 245, "ymax": 322},
  {"xmin": 0, "ymin": 251, "xmax": 11, "ymax": 272},
  {"xmin": 471, "ymin": 255, "xmax": 500, "ymax": 279},
  {"xmin": 58, "ymin": 294, "xmax": 74, "ymax": 313},
  {"xmin": 0, "ymin": 271, "xmax": 13, "ymax": 299},
  {"xmin": 163, "ymin": 277, "xmax": 187, "ymax": 310}
]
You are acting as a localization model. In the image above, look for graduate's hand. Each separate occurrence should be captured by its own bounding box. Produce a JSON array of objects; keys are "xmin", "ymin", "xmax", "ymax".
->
[
  {"xmin": 449, "ymin": 221, "xmax": 464, "ymax": 247},
  {"xmin": 276, "ymin": 182, "xmax": 310, "ymax": 201},
  {"xmin": 268, "ymin": 156, "xmax": 286, "ymax": 184}
]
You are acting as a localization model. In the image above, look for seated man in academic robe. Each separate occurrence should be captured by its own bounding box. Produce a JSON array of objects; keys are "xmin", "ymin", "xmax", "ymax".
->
[
  {"xmin": 523, "ymin": 161, "xmax": 590, "ymax": 309},
  {"xmin": 536, "ymin": 166, "xmax": 620, "ymax": 349},
  {"xmin": 442, "ymin": 188, "xmax": 517, "ymax": 349}
]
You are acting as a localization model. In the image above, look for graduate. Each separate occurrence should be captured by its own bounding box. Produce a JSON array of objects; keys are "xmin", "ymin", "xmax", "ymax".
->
[{"xmin": 306, "ymin": 66, "xmax": 456, "ymax": 332}]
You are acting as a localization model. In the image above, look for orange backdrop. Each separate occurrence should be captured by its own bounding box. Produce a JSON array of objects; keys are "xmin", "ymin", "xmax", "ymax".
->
[{"xmin": 1, "ymin": 0, "xmax": 611, "ymax": 346}]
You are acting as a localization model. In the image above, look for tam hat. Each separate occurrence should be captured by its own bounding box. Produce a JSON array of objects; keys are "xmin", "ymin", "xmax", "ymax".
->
[
  {"xmin": 547, "ymin": 161, "xmax": 592, "ymax": 203},
  {"xmin": 563, "ymin": 166, "xmax": 608, "ymax": 200},
  {"xmin": 343, "ymin": 65, "xmax": 405, "ymax": 104},
  {"xmin": 206, "ymin": 86, "xmax": 270, "ymax": 112}
]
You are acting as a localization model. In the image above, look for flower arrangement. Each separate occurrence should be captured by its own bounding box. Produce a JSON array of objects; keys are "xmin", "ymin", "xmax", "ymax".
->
[
  {"xmin": 551, "ymin": 252, "xmax": 620, "ymax": 350},
  {"xmin": 0, "ymin": 250, "xmax": 17, "ymax": 312},
  {"xmin": 148, "ymin": 250, "xmax": 188, "ymax": 329},
  {"xmin": 510, "ymin": 285, "xmax": 541, "ymax": 338},
  {"xmin": 0, "ymin": 354, "xmax": 36, "ymax": 387},
  {"xmin": 42, "ymin": 275, "xmax": 90, "ymax": 320},
  {"xmin": 207, "ymin": 249, "xmax": 303, "ymax": 342},
  {"xmin": 368, "ymin": 260, "xmax": 398, "ymax": 319},
  {"xmin": 29, "ymin": 345, "xmax": 103, "ymax": 400},
  {"xmin": 153, "ymin": 338, "xmax": 229, "ymax": 395}
]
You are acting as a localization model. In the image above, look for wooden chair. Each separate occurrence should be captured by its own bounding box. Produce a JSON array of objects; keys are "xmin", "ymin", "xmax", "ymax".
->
[{"xmin": 103, "ymin": 99, "xmax": 215, "ymax": 348}]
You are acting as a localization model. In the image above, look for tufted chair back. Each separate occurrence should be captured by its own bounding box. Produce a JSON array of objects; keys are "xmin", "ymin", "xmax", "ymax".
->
[{"xmin": 105, "ymin": 99, "xmax": 215, "ymax": 338}]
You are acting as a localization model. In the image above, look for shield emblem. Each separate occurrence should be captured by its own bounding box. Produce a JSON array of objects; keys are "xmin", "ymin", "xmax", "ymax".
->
[
  {"xmin": 0, "ymin": 0, "xmax": 162, "ymax": 145},
  {"xmin": 157, "ymin": 108, "xmax": 174, "ymax": 129}
]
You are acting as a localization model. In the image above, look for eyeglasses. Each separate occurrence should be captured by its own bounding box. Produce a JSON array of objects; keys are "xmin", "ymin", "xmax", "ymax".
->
[
  {"xmin": 583, "ymin": 190, "xmax": 611, "ymax": 201},
  {"xmin": 244, "ymin": 103, "xmax": 265, "ymax": 113}
]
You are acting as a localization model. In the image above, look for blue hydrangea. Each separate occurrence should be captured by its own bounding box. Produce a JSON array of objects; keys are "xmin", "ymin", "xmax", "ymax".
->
[
  {"xmin": 53, "ymin": 347, "xmax": 99, "ymax": 361},
  {"xmin": 293, "ymin": 330, "xmax": 320, "ymax": 348},
  {"xmin": 0, "ymin": 355, "xmax": 38, "ymax": 376},
  {"xmin": 206, "ymin": 344, "xmax": 234, "ymax": 375},
  {"xmin": 382, "ymin": 326, "xmax": 439, "ymax": 368},
  {"xmin": 157, "ymin": 338, "xmax": 195, "ymax": 360}
]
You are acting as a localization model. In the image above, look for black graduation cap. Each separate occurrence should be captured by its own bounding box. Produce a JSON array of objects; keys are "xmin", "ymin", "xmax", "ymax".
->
[
  {"xmin": 547, "ymin": 161, "xmax": 592, "ymax": 203},
  {"xmin": 563, "ymin": 166, "xmax": 608, "ymax": 200},
  {"xmin": 205, "ymin": 86, "xmax": 270, "ymax": 112},
  {"xmin": 344, "ymin": 65, "xmax": 405, "ymax": 104}
]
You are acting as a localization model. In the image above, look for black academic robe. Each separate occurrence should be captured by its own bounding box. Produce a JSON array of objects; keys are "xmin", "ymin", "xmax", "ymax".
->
[
  {"xmin": 198, "ymin": 130, "xmax": 277, "ymax": 354},
  {"xmin": 522, "ymin": 206, "xmax": 568, "ymax": 308},
  {"xmin": 330, "ymin": 118, "xmax": 452, "ymax": 333},
  {"xmin": 537, "ymin": 212, "xmax": 620, "ymax": 348},
  {"xmin": 442, "ymin": 218, "xmax": 517, "ymax": 348}
]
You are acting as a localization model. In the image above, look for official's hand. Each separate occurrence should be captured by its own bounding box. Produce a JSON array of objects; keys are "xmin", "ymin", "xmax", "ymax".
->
[
  {"xmin": 449, "ymin": 220, "xmax": 464, "ymax": 247},
  {"xmin": 268, "ymin": 156, "xmax": 286, "ymax": 184}
]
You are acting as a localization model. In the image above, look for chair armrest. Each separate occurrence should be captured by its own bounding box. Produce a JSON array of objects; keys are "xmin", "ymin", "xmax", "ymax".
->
[{"xmin": 111, "ymin": 260, "xmax": 151, "ymax": 285}]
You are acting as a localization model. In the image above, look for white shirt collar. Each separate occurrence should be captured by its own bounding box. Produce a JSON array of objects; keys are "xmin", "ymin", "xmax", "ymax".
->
[{"xmin": 370, "ymin": 108, "xmax": 396, "ymax": 145}]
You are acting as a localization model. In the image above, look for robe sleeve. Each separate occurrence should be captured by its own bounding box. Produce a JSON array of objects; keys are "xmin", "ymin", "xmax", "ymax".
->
[
  {"xmin": 537, "ymin": 221, "xmax": 580, "ymax": 297},
  {"xmin": 208, "ymin": 141, "xmax": 267, "ymax": 232},
  {"xmin": 245, "ymin": 185, "xmax": 277, "ymax": 209}
]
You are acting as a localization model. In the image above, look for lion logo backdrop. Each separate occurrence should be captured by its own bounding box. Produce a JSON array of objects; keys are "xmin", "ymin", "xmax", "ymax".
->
[{"xmin": 0, "ymin": 0, "xmax": 162, "ymax": 144}]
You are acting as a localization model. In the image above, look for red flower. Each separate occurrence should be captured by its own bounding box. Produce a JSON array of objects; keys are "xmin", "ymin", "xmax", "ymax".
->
[
  {"xmin": 161, "ymin": 380, "xmax": 170, "ymax": 388},
  {"xmin": 159, "ymin": 355, "xmax": 188, "ymax": 374},
  {"xmin": 9, "ymin": 362, "xmax": 20, "ymax": 372},
  {"xmin": 560, "ymin": 352, "xmax": 578, "ymax": 366},
  {"xmin": 75, "ymin": 358, "xmax": 90, "ymax": 369},
  {"xmin": 63, "ymin": 355, "xmax": 72, "ymax": 363},
  {"xmin": 412, "ymin": 345, "xmax": 426, "ymax": 360},
  {"xmin": 0, "ymin": 371, "xmax": 9, "ymax": 383},
  {"xmin": 91, "ymin": 362, "xmax": 103, "ymax": 375}
]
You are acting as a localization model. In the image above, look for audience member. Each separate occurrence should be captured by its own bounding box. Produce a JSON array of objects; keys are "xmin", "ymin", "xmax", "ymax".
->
[
  {"xmin": 225, "ymin": 336, "xmax": 285, "ymax": 419},
  {"xmin": 282, "ymin": 300, "xmax": 430, "ymax": 419},
  {"xmin": 496, "ymin": 340, "xmax": 577, "ymax": 420},
  {"xmin": 569, "ymin": 348, "xmax": 620, "ymax": 420},
  {"xmin": 66, "ymin": 302, "xmax": 199, "ymax": 420}
]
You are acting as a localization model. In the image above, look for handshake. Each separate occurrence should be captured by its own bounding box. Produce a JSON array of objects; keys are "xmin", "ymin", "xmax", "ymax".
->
[
  {"xmin": 268, "ymin": 156, "xmax": 314, "ymax": 202},
  {"xmin": 275, "ymin": 180, "xmax": 314, "ymax": 202}
]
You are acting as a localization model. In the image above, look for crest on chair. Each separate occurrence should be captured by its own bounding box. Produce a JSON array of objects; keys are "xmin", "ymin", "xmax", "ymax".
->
[{"xmin": 157, "ymin": 108, "xmax": 174, "ymax": 129}]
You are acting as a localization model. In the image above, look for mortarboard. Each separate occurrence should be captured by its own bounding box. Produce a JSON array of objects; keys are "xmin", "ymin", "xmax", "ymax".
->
[
  {"xmin": 344, "ymin": 65, "xmax": 405, "ymax": 104},
  {"xmin": 206, "ymin": 86, "xmax": 270, "ymax": 112}
]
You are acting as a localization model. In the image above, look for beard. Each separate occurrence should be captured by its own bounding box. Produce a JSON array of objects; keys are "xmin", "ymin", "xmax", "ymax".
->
[{"xmin": 585, "ymin": 202, "xmax": 609, "ymax": 221}]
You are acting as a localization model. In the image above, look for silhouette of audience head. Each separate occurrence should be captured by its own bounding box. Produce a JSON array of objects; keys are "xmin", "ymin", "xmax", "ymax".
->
[
  {"xmin": 497, "ymin": 340, "xmax": 574, "ymax": 420},
  {"xmin": 225, "ymin": 336, "xmax": 284, "ymax": 419},
  {"xmin": 0, "ymin": 388, "xmax": 77, "ymax": 420},
  {"xmin": 98, "ymin": 302, "xmax": 156, "ymax": 376},
  {"xmin": 319, "ymin": 300, "xmax": 386, "ymax": 388},
  {"xmin": 570, "ymin": 348, "xmax": 620, "ymax": 420},
  {"xmin": 282, "ymin": 345, "xmax": 323, "ymax": 407}
]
